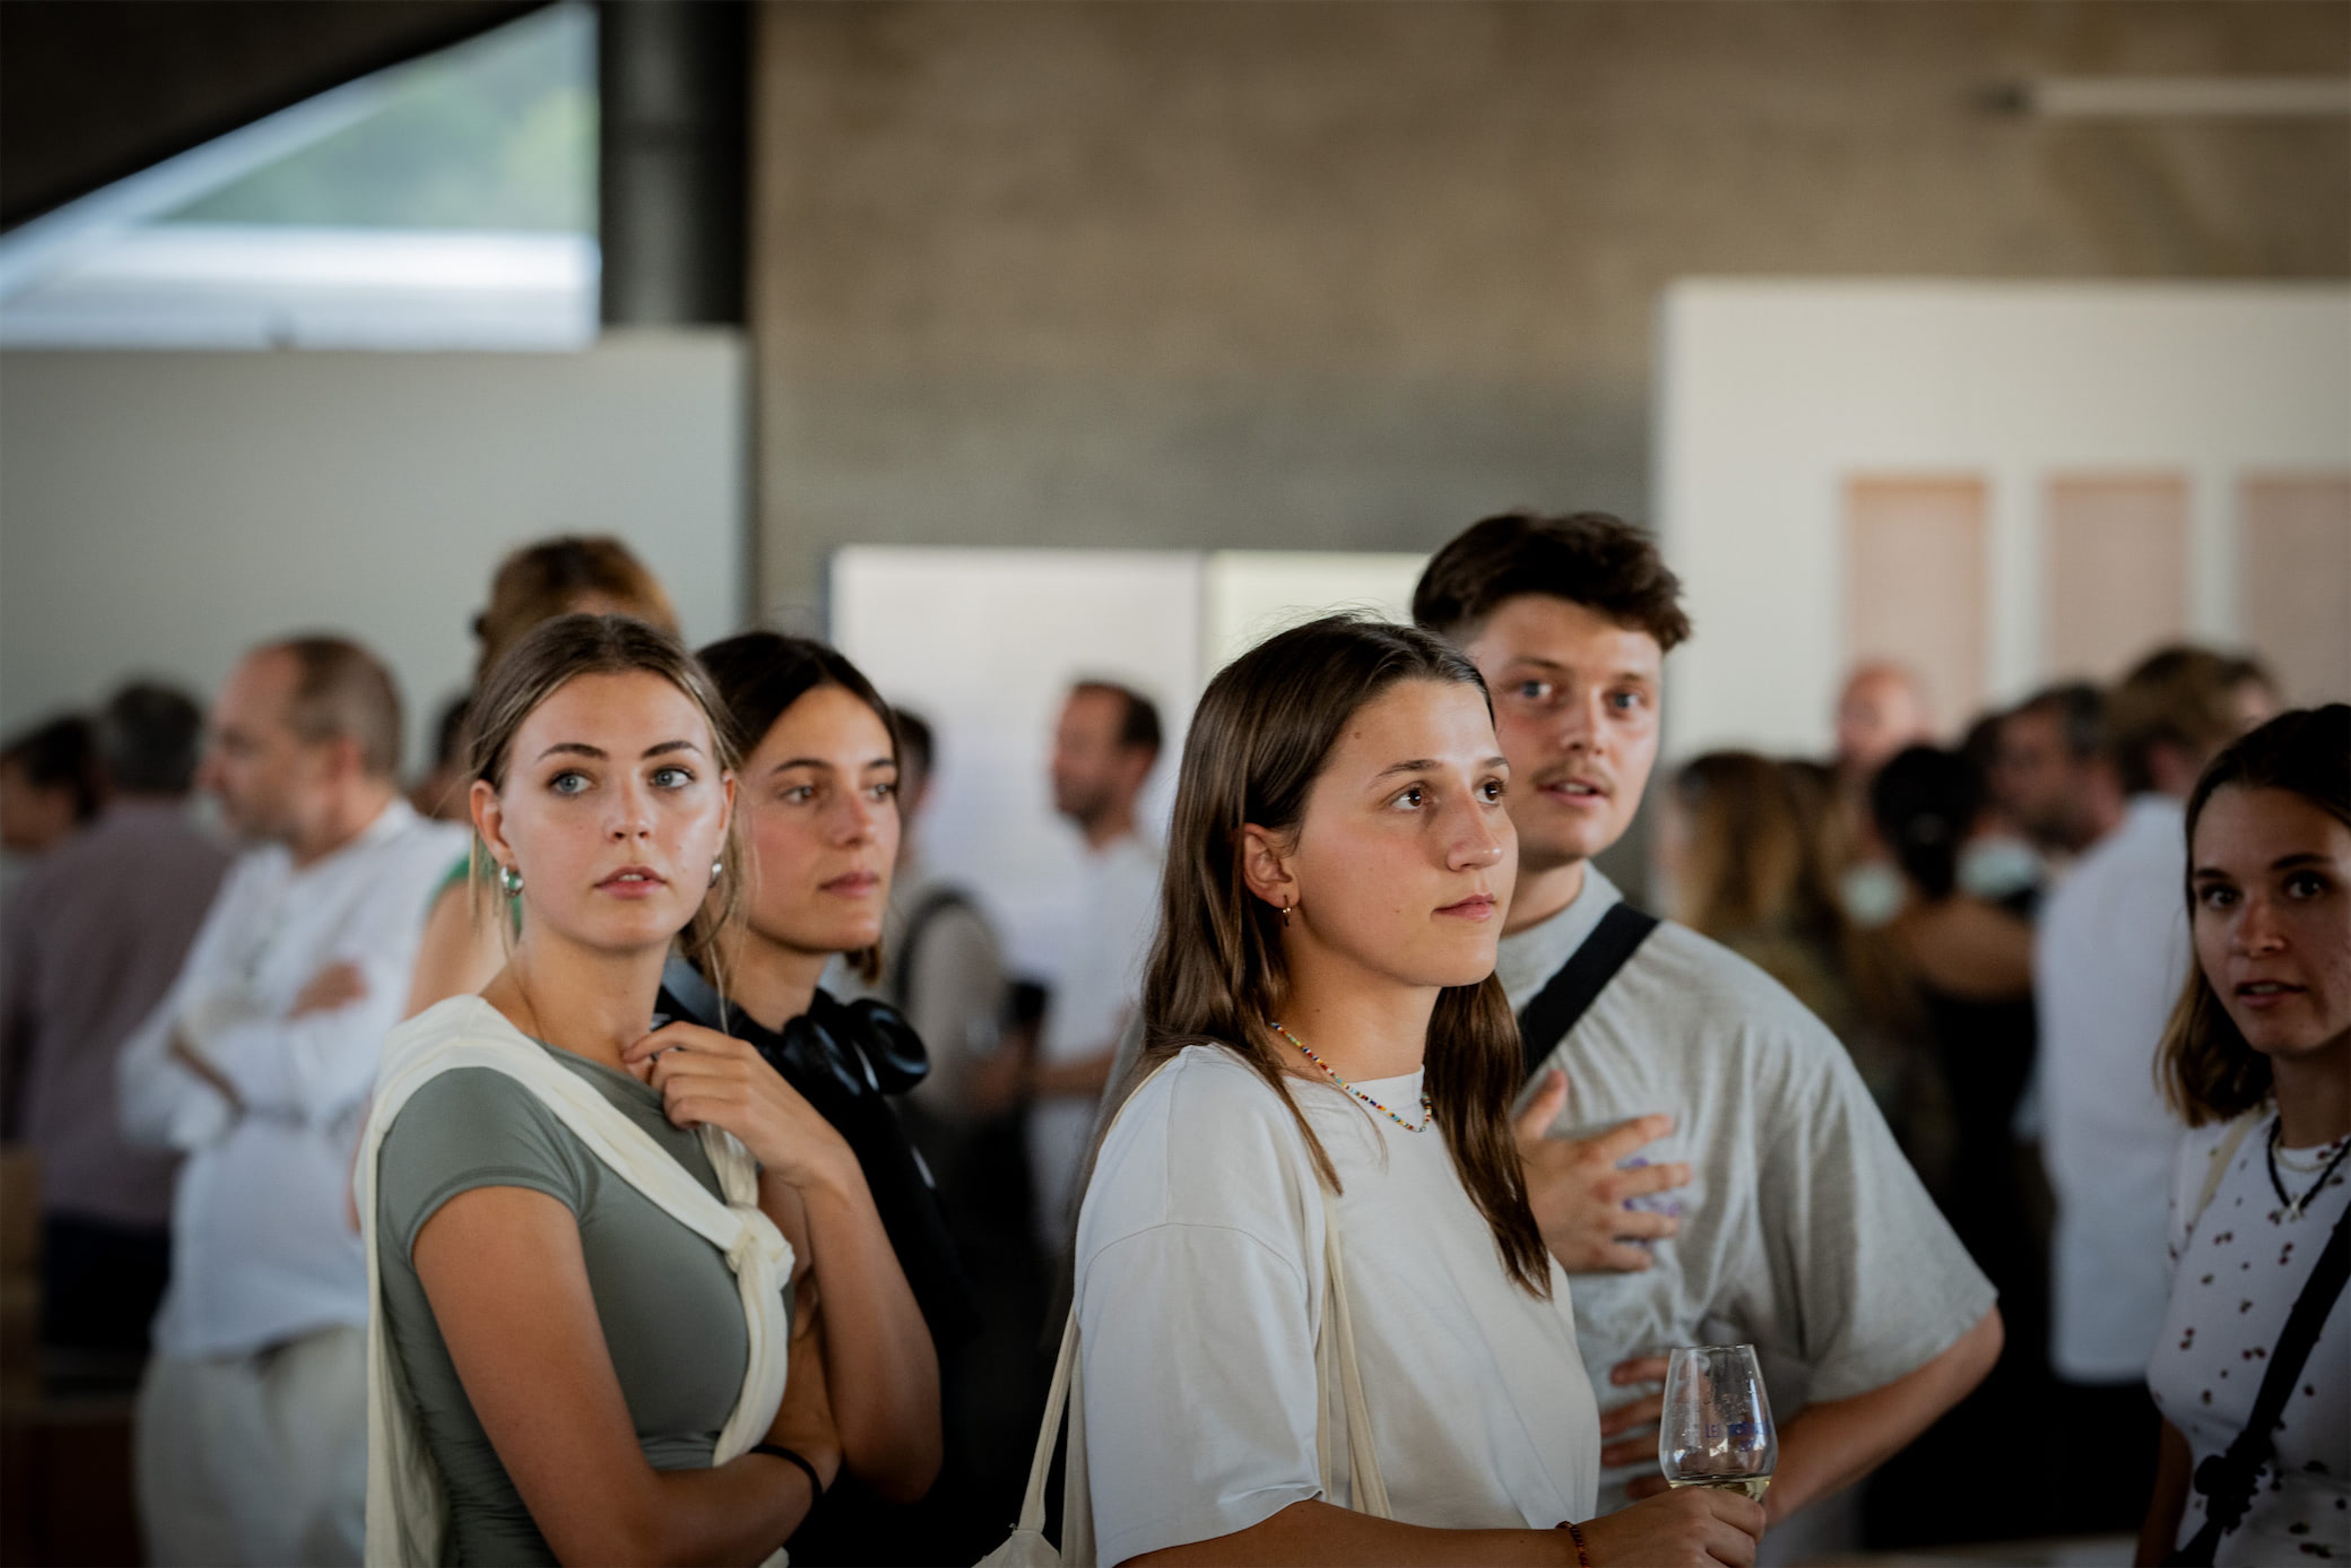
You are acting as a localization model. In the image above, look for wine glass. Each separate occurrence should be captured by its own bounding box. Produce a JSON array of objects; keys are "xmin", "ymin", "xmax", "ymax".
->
[{"xmin": 1658, "ymin": 1344, "xmax": 1777, "ymax": 1502}]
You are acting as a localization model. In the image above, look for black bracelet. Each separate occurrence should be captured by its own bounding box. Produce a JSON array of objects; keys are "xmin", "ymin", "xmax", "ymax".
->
[{"xmin": 749, "ymin": 1442, "xmax": 825, "ymax": 1498}]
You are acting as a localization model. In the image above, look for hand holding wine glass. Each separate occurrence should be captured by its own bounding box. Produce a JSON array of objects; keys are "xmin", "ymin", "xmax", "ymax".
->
[{"xmin": 1659, "ymin": 1345, "xmax": 1778, "ymax": 1503}]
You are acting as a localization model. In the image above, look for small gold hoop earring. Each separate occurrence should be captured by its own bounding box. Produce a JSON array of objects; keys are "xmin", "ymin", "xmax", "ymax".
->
[{"xmin": 1280, "ymin": 896, "xmax": 1292, "ymax": 928}]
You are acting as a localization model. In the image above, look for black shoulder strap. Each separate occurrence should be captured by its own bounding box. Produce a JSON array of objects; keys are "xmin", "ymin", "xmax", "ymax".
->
[
  {"xmin": 1515, "ymin": 902, "xmax": 1660, "ymax": 1084},
  {"xmin": 2173, "ymin": 1196, "xmax": 2351, "ymax": 1565}
]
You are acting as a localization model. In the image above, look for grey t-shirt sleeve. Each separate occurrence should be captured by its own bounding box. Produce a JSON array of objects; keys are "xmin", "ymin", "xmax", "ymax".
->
[
  {"xmin": 378, "ymin": 1067, "xmax": 592, "ymax": 1264},
  {"xmin": 1757, "ymin": 1024, "xmax": 1998, "ymax": 1403}
]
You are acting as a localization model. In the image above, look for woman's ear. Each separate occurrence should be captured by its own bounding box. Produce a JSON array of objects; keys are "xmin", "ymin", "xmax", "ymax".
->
[
  {"xmin": 1237, "ymin": 823, "xmax": 1297, "ymax": 913},
  {"xmin": 470, "ymin": 779, "xmax": 512, "ymax": 871}
]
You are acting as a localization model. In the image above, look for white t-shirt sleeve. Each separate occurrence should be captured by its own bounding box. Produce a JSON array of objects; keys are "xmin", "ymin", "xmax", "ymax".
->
[
  {"xmin": 1081, "ymin": 1221, "xmax": 1322, "ymax": 1566},
  {"xmin": 1753, "ymin": 1018, "xmax": 1998, "ymax": 1403}
]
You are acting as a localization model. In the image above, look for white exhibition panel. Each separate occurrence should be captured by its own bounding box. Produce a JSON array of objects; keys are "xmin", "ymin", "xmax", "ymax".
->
[
  {"xmin": 0, "ymin": 330, "xmax": 747, "ymax": 769},
  {"xmin": 1654, "ymin": 280, "xmax": 2351, "ymax": 762},
  {"xmin": 830, "ymin": 546, "xmax": 1425, "ymax": 985}
]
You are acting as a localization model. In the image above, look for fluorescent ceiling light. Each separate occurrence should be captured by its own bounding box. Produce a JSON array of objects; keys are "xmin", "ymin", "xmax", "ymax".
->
[{"xmin": 2003, "ymin": 77, "xmax": 2351, "ymax": 119}]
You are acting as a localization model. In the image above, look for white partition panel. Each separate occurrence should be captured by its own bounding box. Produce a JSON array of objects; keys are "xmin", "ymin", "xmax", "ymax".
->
[
  {"xmin": 1655, "ymin": 280, "xmax": 2351, "ymax": 762},
  {"xmin": 831, "ymin": 546, "xmax": 1428, "ymax": 985},
  {"xmin": 0, "ymin": 330, "xmax": 747, "ymax": 768}
]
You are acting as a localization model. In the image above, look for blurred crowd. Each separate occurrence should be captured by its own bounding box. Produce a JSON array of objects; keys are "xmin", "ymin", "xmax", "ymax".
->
[
  {"xmin": 1651, "ymin": 647, "xmax": 2287, "ymax": 1545},
  {"xmin": 0, "ymin": 523, "xmax": 2335, "ymax": 1568}
]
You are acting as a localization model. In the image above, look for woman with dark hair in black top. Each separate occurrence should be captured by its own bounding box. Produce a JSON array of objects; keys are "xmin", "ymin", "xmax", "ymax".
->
[{"xmin": 658, "ymin": 631, "xmax": 981, "ymax": 1566}]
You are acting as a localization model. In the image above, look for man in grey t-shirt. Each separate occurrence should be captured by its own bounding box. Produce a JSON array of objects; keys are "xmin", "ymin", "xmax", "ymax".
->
[{"xmin": 1415, "ymin": 512, "xmax": 2001, "ymax": 1526}]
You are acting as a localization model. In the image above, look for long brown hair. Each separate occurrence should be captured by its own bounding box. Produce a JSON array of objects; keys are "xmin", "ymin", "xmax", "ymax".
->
[
  {"xmin": 2158, "ymin": 704, "xmax": 2351, "ymax": 1126},
  {"xmin": 1111, "ymin": 613, "xmax": 1551, "ymax": 1297},
  {"xmin": 466, "ymin": 613, "xmax": 746, "ymax": 978}
]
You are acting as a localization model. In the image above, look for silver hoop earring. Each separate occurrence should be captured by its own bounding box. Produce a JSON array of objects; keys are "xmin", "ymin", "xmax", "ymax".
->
[
  {"xmin": 498, "ymin": 864, "xmax": 523, "ymax": 897},
  {"xmin": 710, "ymin": 858, "xmax": 724, "ymax": 883}
]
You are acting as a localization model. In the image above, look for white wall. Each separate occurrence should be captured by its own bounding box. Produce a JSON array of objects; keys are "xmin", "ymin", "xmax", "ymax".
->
[
  {"xmin": 830, "ymin": 546, "xmax": 1424, "ymax": 983},
  {"xmin": 1654, "ymin": 280, "xmax": 2351, "ymax": 762},
  {"xmin": 0, "ymin": 331, "xmax": 748, "ymax": 768}
]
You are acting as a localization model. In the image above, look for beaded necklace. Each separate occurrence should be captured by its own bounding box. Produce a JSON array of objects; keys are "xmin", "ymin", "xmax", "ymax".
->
[
  {"xmin": 1269, "ymin": 1021, "xmax": 1432, "ymax": 1133},
  {"xmin": 2266, "ymin": 1120, "xmax": 2351, "ymax": 1222}
]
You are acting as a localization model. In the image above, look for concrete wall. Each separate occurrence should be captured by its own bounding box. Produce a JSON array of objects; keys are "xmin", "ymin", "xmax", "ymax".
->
[
  {"xmin": 0, "ymin": 331, "xmax": 748, "ymax": 768},
  {"xmin": 749, "ymin": 1, "xmax": 2349, "ymax": 617}
]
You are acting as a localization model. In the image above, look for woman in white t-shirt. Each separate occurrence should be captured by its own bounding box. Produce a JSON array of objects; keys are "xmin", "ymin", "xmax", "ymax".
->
[
  {"xmin": 2139, "ymin": 704, "xmax": 2350, "ymax": 1567},
  {"xmin": 1074, "ymin": 615, "xmax": 1766, "ymax": 1568}
]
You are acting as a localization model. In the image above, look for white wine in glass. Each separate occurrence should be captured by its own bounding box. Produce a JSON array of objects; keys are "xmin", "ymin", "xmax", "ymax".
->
[{"xmin": 1659, "ymin": 1345, "xmax": 1777, "ymax": 1502}]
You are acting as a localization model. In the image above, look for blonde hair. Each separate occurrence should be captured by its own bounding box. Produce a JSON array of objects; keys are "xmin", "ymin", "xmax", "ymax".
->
[{"xmin": 467, "ymin": 613, "xmax": 744, "ymax": 979}]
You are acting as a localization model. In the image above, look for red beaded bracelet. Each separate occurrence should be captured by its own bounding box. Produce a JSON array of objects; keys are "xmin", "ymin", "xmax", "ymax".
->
[{"xmin": 1558, "ymin": 1518, "xmax": 1593, "ymax": 1568}]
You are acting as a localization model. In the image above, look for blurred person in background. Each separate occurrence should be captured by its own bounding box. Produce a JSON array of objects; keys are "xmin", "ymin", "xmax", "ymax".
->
[
  {"xmin": 660, "ymin": 632, "xmax": 969, "ymax": 1565},
  {"xmin": 1829, "ymin": 662, "xmax": 1938, "ymax": 932},
  {"xmin": 116, "ymin": 637, "xmax": 465, "ymax": 1568},
  {"xmin": 2036, "ymin": 643, "xmax": 2282, "ymax": 1533},
  {"xmin": 408, "ymin": 693, "xmax": 473, "ymax": 825},
  {"xmin": 1003, "ymin": 680, "xmax": 1162, "ymax": 1256},
  {"xmin": 0, "ymin": 713, "xmax": 102, "ymax": 858},
  {"xmin": 1, "ymin": 683, "xmax": 227, "ymax": 1370},
  {"xmin": 1865, "ymin": 744, "xmax": 2050, "ymax": 1540},
  {"xmin": 869, "ymin": 708, "xmax": 1005, "ymax": 1178},
  {"xmin": 1996, "ymin": 683, "xmax": 2124, "ymax": 872},
  {"xmin": 405, "ymin": 536, "xmax": 679, "ymax": 1015},
  {"xmin": 1662, "ymin": 750, "xmax": 1873, "ymax": 1045},
  {"xmin": 1417, "ymin": 512, "xmax": 1998, "ymax": 1548},
  {"xmin": 1835, "ymin": 662, "xmax": 1937, "ymax": 797},
  {"xmin": 2138, "ymin": 705, "xmax": 2348, "ymax": 1568}
]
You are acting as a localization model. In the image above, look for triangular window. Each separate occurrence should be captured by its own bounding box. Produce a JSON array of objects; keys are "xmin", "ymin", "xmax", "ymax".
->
[{"xmin": 0, "ymin": 3, "xmax": 596, "ymax": 351}]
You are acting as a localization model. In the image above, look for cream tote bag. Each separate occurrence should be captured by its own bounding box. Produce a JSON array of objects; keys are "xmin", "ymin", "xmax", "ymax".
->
[
  {"xmin": 358, "ymin": 997, "xmax": 795, "ymax": 1568},
  {"xmin": 978, "ymin": 1067, "xmax": 1393, "ymax": 1568}
]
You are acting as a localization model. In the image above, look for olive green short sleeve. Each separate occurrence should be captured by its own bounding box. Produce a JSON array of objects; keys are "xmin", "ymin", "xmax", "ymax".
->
[{"xmin": 378, "ymin": 1067, "xmax": 596, "ymax": 1264}]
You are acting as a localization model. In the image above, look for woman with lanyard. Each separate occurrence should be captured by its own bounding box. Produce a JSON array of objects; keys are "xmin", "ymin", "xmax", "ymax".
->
[
  {"xmin": 1067, "ymin": 615, "xmax": 1764, "ymax": 1567},
  {"xmin": 2140, "ymin": 703, "xmax": 2349, "ymax": 1567},
  {"xmin": 359, "ymin": 614, "xmax": 938, "ymax": 1566},
  {"xmin": 656, "ymin": 631, "xmax": 981, "ymax": 1564}
]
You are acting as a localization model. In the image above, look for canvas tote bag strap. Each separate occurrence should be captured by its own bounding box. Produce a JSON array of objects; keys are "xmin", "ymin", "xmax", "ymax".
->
[
  {"xmin": 1007, "ymin": 1310, "xmax": 1079, "ymax": 1537},
  {"xmin": 1317, "ymin": 1178, "xmax": 1393, "ymax": 1518}
]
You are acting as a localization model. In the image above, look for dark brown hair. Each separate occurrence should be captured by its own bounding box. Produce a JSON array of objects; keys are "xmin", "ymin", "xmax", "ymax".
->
[
  {"xmin": 696, "ymin": 631, "xmax": 900, "ymax": 985},
  {"xmin": 0, "ymin": 714, "xmax": 101, "ymax": 822},
  {"xmin": 2158, "ymin": 704, "xmax": 2351, "ymax": 1126},
  {"xmin": 275, "ymin": 636, "xmax": 405, "ymax": 782},
  {"xmin": 475, "ymin": 536, "xmax": 677, "ymax": 686},
  {"xmin": 1070, "ymin": 680, "xmax": 1163, "ymax": 759},
  {"xmin": 1412, "ymin": 511, "xmax": 1692, "ymax": 653},
  {"xmin": 467, "ymin": 614, "xmax": 744, "ymax": 976},
  {"xmin": 1109, "ymin": 613, "xmax": 1551, "ymax": 1297}
]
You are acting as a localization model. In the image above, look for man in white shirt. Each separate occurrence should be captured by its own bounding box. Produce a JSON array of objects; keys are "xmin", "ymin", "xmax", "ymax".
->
[
  {"xmin": 118, "ymin": 636, "xmax": 465, "ymax": 1568},
  {"xmin": 2034, "ymin": 643, "xmax": 2279, "ymax": 1529},
  {"xmin": 1415, "ymin": 512, "xmax": 2002, "ymax": 1538},
  {"xmin": 1022, "ymin": 681, "xmax": 1161, "ymax": 1253}
]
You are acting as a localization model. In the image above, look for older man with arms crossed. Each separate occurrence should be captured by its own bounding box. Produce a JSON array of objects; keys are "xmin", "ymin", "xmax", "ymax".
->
[
  {"xmin": 119, "ymin": 637, "xmax": 464, "ymax": 1568},
  {"xmin": 1416, "ymin": 512, "xmax": 2001, "ymax": 1539}
]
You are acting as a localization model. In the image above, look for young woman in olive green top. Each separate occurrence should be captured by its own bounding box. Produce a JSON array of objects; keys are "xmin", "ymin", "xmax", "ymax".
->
[{"xmin": 368, "ymin": 615, "xmax": 938, "ymax": 1566}]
